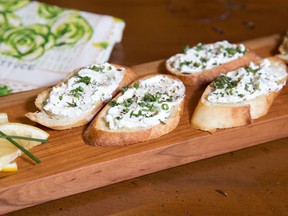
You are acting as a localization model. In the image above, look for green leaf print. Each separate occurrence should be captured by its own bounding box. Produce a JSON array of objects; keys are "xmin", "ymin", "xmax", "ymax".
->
[
  {"xmin": 0, "ymin": 24, "xmax": 55, "ymax": 61},
  {"xmin": 0, "ymin": 85, "xmax": 12, "ymax": 96},
  {"xmin": 0, "ymin": 0, "xmax": 30, "ymax": 12},
  {"xmin": 93, "ymin": 42, "xmax": 109, "ymax": 49},
  {"xmin": 50, "ymin": 12, "xmax": 93, "ymax": 47},
  {"xmin": 37, "ymin": 3, "xmax": 64, "ymax": 19},
  {"xmin": 0, "ymin": 12, "xmax": 21, "ymax": 30}
]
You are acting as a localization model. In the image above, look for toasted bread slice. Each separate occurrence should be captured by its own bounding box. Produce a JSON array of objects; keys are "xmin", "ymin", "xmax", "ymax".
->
[
  {"xmin": 278, "ymin": 31, "xmax": 288, "ymax": 63},
  {"xmin": 166, "ymin": 40, "xmax": 260, "ymax": 86},
  {"xmin": 26, "ymin": 63, "xmax": 136, "ymax": 130},
  {"xmin": 84, "ymin": 74, "xmax": 185, "ymax": 146},
  {"xmin": 191, "ymin": 57, "xmax": 287, "ymax": 133}
]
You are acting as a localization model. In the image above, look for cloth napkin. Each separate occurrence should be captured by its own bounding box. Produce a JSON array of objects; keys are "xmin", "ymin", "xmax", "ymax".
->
[{"xmin": 0, "ymin": 0, "xmax": 125, "ymax": 95}]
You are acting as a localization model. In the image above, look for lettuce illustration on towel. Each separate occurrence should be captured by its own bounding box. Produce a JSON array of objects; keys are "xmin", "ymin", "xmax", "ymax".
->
[
  {"xmin": 50, "ymin": 12, "xmax": 93, "ymax": 47},
  {"xmin": 0, "ymin": 1, "xmax": 93, "ymax": 60},
  {"xmin": 37, "ymin": 3, "xmax": 64, "ymax": 19},
  {"xmin": 0, "ymin": 0, "xmax": 30, "ymax": 12},
  {"xmin": 0, "ymin": 24, "xmax": 55, "ymax": 61},
  {"xmin": 0, "ymin": 0, "xmax": 125, "ymax": 95}
]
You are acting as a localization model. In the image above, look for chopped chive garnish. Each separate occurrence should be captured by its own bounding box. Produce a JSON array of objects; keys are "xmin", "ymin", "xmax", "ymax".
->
[
  {"xmin": 195, "ymin": 43, "xmax": 204, "ymax": 51},
  {"xmin": 0, "ymin": 130, "xmax": 44, "ymax": 164},
  {"xmin": 76, "ymin": 75, "xmax": 91, "ymax": 85},
  {"xmin": 109, "ymin": 100, "xmax": 118, "ymax": 107},
  {"xmin": 0, "ymin": 135, "xmax": 48, "ymax": 143},
  {"xmin": 183, "ymin": 45, "xmax": 190, "ymax": 54},
  {"xmin": 121, "ymin": 86, "xmax": 129, "ymax": 93},
  {"xmin": 161, "ymin": 103, "xmax": 169, "ymax": 110},
  {"xmin": 67, "ymin": 101, "xmax": 77, "ymax": 107},
  {"xmin": 133, "ymin": 83, "xmax": 139, "ymax": 89},
  {"xmin": 42, "ymin": 100, "xmax": 48, "ymax": 106}
]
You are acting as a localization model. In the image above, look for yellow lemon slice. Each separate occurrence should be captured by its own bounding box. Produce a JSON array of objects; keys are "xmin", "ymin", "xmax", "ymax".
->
[
  {"xmin": 0, "ymin": 113, "xmax": 18, "ymax": 172},
  {"xmin": 0, "ymin": 113, "xmax": 8, "ymax": 123},
  {"xmin": 0, "ymin": 122, "xmax": 49, "ymax": 170},
  {"xmin": 1, "ymin": 161, "xmax": 18, "ymax": 172}
]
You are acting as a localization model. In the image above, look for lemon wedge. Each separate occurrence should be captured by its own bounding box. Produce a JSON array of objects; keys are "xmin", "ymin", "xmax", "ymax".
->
[
  {"xmin": 0, "ymin": 113, "xmax": 18, "ymax": 171},
  {"xmin": 0, "ymin": 122, "xmax": 49, "ymax": 170},
  {"xmin": 0, "ymin": 113, "xmax": 8, "ymax": 123},
  {"xmin": 1, "ymin": 161, "xmax": 18, "ymax": 172}
]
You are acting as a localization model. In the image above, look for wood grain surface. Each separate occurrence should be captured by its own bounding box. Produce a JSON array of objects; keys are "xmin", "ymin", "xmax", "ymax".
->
[
  {"xmin": 3, "ymin": 0, "xmax": 288, "ymax": 215},
  {"xmin": 1, "ymin": 34, "xmax": 288, "ymax": 214}
]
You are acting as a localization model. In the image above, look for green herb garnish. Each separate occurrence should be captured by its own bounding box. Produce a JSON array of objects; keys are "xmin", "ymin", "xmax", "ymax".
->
[
  {"xmin": 109, "ymin": 100, "xmax": 118, "ymax": 107},
  {"xmin": 143, "ymin": 93, "xmax": 156, "ymax": 102},
  {"xmin": 183, "ymin": 45, "xmax": 190, "ymax": 54},
  {"xmin": 133, "ymin": 83, "xmax": 139, "ymax": 89},
  {"xmin": 236, "ymin": 46, "xmax": 246, "ymax": 54},
  {"xmin": 89, "ymin": 65, "xmax": 105, "ymax": 72},
  {"xmin": 213, "ymin": 75, "xmax": 233, "ymax": 89},
  {"xmin": 0, "ymin": 130, "xmax": 45, "ymax": 164},
  {"xmin": 200, "ymin": 57, "xmax": 208, "ymax": 63},
  {"xmin": 244, "ymin": 84, "xmax": 249, "ymax": 91},
  {"xmin": 238, "ymin": 94, "xmax": 244, "ymax": 98},
  {"xmin": 166, "ymin": 95, "xmax": 173, "ymax": 102},
  {"xmin": 195, "ymin": 43, "xmax": 204, "ymax": 51},
  {"xmin": 42, "ymin": 100, "xmax": 48, "ymax": 106},
  {"xmin": 161, "ymin": 103, "xmax": 169, "ymax": 110},
  {"xmin": 70, "ymin": 86, "xmax": 84, "ymax": 98},
  {"xmin": 246, "ymin": 66, "xmax": 260, "ymax": 74},
  {"xmin": 179, "ymin": 61, "xmax": 191, "ymax": 68},
  {"xmin": 225, "ymin": 47, "xmax": 237, "ymax": 56},
  {"xmin": 193, "ymin": 62, "xmax": 200, "ymax": 67},
  {"xmin": 121, "ymin": 86, "xmax": 129, "ymax": 93},
  {"xmin": 123, "ymin": 98, "xmax": 133, "ymax": 107},
  {"xmin": 130, "ymin": 110, "xmax": 143, "ymax": 118},
  {"xmin": 66, "ymin": 101, "xmax": 77, "ymax": 107},
  {"xmin": 76, "ymin": 75, "xmax": 91, "ymax": 85},
  {"xmin": 0, "ymin": 135, "xmax": 48, "ymax": 143}
]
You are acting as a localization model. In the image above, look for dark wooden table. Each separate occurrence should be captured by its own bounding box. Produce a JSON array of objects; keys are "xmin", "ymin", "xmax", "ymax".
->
[{"xmin": 10, "ymin": 1, "xmax": 288, "ymax": 215}]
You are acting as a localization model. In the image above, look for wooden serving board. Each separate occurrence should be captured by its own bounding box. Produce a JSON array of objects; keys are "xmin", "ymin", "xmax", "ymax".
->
[{"xmin": 1, "ymin": 34, "xmax": 288, "ymax": 214}]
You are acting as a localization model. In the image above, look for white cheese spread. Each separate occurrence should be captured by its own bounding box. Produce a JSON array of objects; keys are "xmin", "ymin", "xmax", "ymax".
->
[
  {"xmin": 43, "ymin": 63, "xmax": 124, "ymax": 118},
  {"xmin": 208, "ymin": 59, "xmax": 287, "ymax": 103},
  {"xmin": 105, "ymin": 75, "xmax": 185, "ymax": 130},
  {"xmin": 166, "ymin": 40, "xmax": 247, "ymax": 74}
]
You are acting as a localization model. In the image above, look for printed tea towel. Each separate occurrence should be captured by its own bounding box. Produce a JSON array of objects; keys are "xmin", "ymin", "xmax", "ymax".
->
[{"xmin": 0, "ymin": 0, "xmax": 125, "ymax": 95}]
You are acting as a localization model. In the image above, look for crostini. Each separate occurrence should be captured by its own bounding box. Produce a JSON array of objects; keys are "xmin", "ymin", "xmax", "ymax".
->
[
  {"xmin": 191, "ymin": 57, "xmax": 288, "ymax": 133},
  {"xmin": 166, "ymin": 40, "xmax": 259, "ymax": 86},
  {"xmin": 26, "ymin": 63, "xmax": 136, "ymax": 130},
  {"xmin": 278, "ymin": 31, "xmax": 288, "ymax": 63},
  {"xmin": 84, "ymin": 74, "xmax": 185, "ymax": 146}
]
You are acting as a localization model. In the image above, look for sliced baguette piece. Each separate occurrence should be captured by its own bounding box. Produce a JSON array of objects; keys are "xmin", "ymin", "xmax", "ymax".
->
[
  {"xmin": 166, "ymin": 40, "xmax": 260, "ymax": 86},
  {"xmin": 84, "ymin": 74, "xmax": 185, "ymax": 146},
  {"xmin": 26, "ymin": 63, "xmax": 136, "ymax": 130},
  {"xmin": 191, "ymin": 57, "xmax": 288, "ymax": 133},
  {"xmin": 278, "ymin": 31, "xmax": 288, "ymax": 63}
]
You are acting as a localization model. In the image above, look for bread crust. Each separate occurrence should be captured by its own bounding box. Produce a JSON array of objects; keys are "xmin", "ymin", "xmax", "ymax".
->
[
  {"xmin": 25, "ymin": 64, "xmax": 136, "ymax": 130},
  {"xmin": 166, "ymin": 47, "xmax": 260, "ymax": 86},
  {"xmin": 278, "ymin": 31, "xmax": 288, "ymax": 63},
  {"xmin": 191, "ymin": 57, "xmax": 287, "ymax": 133},
  {"xmin": 83, "ymin": 74, "xmax": 185, "ymax": 146}
]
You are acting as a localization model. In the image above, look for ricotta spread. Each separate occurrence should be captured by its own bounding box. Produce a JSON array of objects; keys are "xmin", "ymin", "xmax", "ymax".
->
[
  {"xmin": 43, "ymin": 63, "xmax": 124, "ymax": 118},
  {"xmin": 166, "ymin": 40, "xmax": 247, "ymax": 74},
  {"xmin": 208, "ymin": 59, "xmax": 287, "ymax": 103},
  {"xmin": 105, "ymin": 75, "xmax": 185, "ymax": 130}
]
